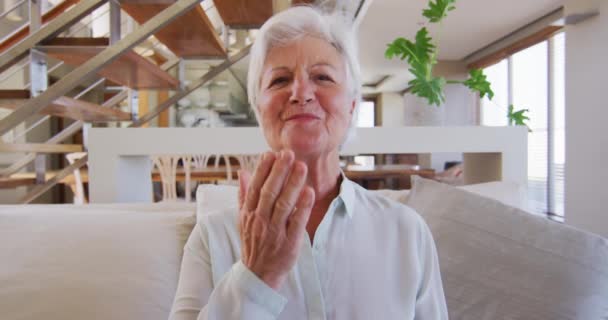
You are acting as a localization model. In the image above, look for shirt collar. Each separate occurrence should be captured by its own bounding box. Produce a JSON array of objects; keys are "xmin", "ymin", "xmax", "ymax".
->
[{"xmin": 337, "ymin": 171, "xmax": 355, "ymax": 218}]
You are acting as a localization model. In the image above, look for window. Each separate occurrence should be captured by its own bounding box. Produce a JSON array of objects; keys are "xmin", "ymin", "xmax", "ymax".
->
[
  {"xmin": 354, "ymin": 99, "xmax": 376, "ymax": 167},
  {"xmin": 480, "ymin": 60, "xmax": 509, "ymax": 126},
  {"xmin": 480, "ymin": 32, "xmax": 565, "ymax": 219},
  {"xmin": 357, "ymin": 100, "xmax": 376, "ymax": 128}
]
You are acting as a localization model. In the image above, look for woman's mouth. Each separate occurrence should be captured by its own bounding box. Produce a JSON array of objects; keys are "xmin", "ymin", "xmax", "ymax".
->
[{"xmin": 285, "ymin": 114, "xmax": 320, "ymax": 122}]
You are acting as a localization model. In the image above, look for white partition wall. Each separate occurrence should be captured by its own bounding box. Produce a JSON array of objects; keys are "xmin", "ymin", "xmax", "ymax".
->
[{"xmin": 88, "ymin": 126, "xmax": 527, "ymax": 203}]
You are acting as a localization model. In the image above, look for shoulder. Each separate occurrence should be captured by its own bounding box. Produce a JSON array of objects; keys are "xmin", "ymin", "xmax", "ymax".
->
[
  {"xmin": 197, "ymin": 206, "xmax": 241, "ymax": 260},
  {"xmin": 198, "ymin": 205, "xmax": 240, "ymax": 245},
  {"xmin": 353, "ymin": 183, "xmax": 424, "ymax": 224},
  {"xmin": 350, "ymin": 183, "xmax": 432, "ymax": 243}
]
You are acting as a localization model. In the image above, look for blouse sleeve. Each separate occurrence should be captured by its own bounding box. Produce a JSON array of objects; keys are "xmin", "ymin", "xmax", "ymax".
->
[
  {"xmin": 414, "ymin": 217, "xmax": 449, "ymax": 320},
  {"xmin": 168, "ymin": 222, "xmax": 288, "ymax": 320}
]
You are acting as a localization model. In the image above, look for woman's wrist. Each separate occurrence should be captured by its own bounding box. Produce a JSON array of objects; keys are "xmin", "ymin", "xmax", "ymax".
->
[{"xmin": 252, "ymin": 267, "xmax": 285, "ymax": 291}]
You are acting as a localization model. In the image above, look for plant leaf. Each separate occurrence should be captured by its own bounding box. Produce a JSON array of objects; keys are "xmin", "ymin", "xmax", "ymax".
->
[
  {"xmin": 408, "ymin": 74, "xmax": 446, "ymax": 106},
  {"xmin": 414, "ymin": 28, "xmax": 435, "ymax": 62},
  {"xmin": 385, "ymin": 28, "xmax": 435, "ymax": 67},
  {"xmin": 464, "ymin": 68, "xmax": 494, "ymax": 99},
  {"xmin": 423, "ymin": 0, "xmax": 457, "ymax": 23},
  {"xmin": 507, "ymin": 104, "xmax": 531, "ymax": 130}
]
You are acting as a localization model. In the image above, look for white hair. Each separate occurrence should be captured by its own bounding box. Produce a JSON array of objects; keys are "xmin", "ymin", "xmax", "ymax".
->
[{"xmin": 246, "ymin": 5, "xmax": 362, "ymax": 147}]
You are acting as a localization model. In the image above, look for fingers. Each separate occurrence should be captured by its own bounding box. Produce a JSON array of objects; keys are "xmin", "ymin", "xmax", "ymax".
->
[
  {"xmin": 287, "ymin": 186, "xmax": 315, "ymax": 241},
  {"xmin": 270, "ymin": 160, "xmax": 307, "ymax": 227},
  {"xmin": 244, "ymin": 152, "xmax": 277, "ymax": 212},
  {"xmin": 257, "ymin": 150, "xmax": 294, "ymax": 220},
  {"xmin": 238, "ymin": 170, "xmax": 251, "ymax": 210}
]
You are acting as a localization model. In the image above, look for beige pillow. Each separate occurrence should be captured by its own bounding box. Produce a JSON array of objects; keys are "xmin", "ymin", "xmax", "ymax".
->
[
  {"xmin": 0, "ymin": 204, "xmax": 195, "ymax": 320},
  {"xmin": 458, "ymin": 180, "xmax": 530, "ymax": 213},
  {"xmin": 406, "ymin": 176, "xmax": 608, "ymax": 319},
  {"xmin": 375, "ymin": 180, "xmax": 529, "ymax": 213}
]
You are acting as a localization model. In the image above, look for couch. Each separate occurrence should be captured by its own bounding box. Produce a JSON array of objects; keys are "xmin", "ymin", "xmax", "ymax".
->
[{"xmin": 1, "ymin": 177, "xmax": 607, "ymax": 320}]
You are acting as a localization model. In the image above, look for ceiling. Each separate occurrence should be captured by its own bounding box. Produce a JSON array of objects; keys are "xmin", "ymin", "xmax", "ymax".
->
[{"xmin": 357, "ymin": 0, "xmax": 565, "ymax": 92}]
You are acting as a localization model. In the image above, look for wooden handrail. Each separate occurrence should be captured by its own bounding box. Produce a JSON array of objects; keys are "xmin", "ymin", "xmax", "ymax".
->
[
  {"xmin": 0, "ymin": 0, "xmax": 81, "ymax": 54},
  {"xmin": 0, "ymin": 142, "xmax": 83, "ymax": 153},
  {"xmin": 467, "ymin": 26, "xmax": 563, "ymax": 70}
]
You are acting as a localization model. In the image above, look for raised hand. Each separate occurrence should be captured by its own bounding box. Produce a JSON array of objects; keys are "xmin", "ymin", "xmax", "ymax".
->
[{"xmin": 238, "ymin": 150, "xmax": 315, "ymax": 290}]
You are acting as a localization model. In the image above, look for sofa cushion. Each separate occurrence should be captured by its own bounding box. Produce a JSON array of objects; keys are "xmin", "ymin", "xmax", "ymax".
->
[
  {"xmin": 0, "ymin": 203, "xmax": 195, "ymax": 320},
  {"xmin": 406, "ymin": 176, "xmax": 608, "ymax": 319},
  {"xmin": 195, "ymin": 179, "xmax": 526, "ymax": 220},
  {"xmin": 376, "ymin": 180, "xmax": 529, "ymax": 212}
]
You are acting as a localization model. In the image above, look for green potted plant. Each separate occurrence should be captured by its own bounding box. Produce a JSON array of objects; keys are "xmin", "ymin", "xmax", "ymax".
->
[{"xmin": 385, "ymin": 0, "xmax": 529, "ymax": 127}]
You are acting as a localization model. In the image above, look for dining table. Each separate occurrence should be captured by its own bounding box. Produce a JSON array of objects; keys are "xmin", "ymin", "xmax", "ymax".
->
[{"xmin": 0, "ymin": 164, "xmax": 435, "ymax": 190}]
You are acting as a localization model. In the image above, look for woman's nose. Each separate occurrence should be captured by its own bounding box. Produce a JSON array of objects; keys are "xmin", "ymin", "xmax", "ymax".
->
[{"xmin": 289, "ymin": 76, "xmax": 314, "ymax": 106}]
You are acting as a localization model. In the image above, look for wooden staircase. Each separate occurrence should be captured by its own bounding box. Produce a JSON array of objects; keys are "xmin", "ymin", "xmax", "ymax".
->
[
  {"xmin": 0, "ymin": 88, "xmax": 132, "ymax": 122},
  {"xmin": 40, "ymin": 37, "xmax": 179, "ymax": 89},
  {"xmin": 120, "ymin": 1, "xmax": 226, "ymax": 58},
  {"xmin": 214, "ymin": 0, "xmax": 274, "ymax": 28},
  {"xmin": 0, "ymin": 0, "xmax": 286, "ymax": 203}
]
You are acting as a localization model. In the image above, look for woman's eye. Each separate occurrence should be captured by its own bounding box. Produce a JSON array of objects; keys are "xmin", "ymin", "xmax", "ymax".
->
[
  {"xmin": 269, "ymin": 77, "xmax": 288, "ymax": 87},
  {"xmin": 315, "ymin": 74, "xmax": 333, "ymax": 82}
]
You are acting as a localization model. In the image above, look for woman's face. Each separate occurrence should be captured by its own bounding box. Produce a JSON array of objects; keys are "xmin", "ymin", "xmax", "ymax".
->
[{"xmin": 257, "ymin": 35, "xmax": 355, "ymax": 158}]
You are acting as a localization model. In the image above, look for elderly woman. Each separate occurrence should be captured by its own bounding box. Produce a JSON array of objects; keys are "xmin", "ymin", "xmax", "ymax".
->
[{"xmin": 169, "ymin": 6, "xmax": 447, "ymax": 320}]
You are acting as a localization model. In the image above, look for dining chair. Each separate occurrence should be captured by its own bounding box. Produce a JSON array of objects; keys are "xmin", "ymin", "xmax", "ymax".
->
[
  {"xmin": 65, "ymin": 152, "xmax": 88, "ymax": 205},
  {"xmin": 237, "ymin": 154, "xmax": 260, "ymax": 174},
  {"xmin": 151, "ymin": 155, "xmax": 183, "ymax": 202},
  {"xmin": 185, "ymin": 154, "xmax": 238, "ymax": 197}
]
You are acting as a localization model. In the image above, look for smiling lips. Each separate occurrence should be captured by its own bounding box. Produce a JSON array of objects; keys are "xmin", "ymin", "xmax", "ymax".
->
[{"xmin": 285, "ymin": 113, "xmax": 320, "ymax": 122}]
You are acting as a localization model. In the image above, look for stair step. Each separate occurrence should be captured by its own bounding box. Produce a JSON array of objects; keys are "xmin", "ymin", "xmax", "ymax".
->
[
  {"xmin": 0, "ymin": 91, "xmax": 131, "ymax": 122},
  {"xmin": 38, "ymin": 39, "xmax": 179, "ymax": 89},
  {"xmin": 0, "ymin": 170, "xmax": 81, "ymax": 189},
  {"xmin": 0, "ymin": 175, "xmax": 38, "ymax": 189},
  {"xmin": 120, "ymin": 2, "xmax": 226, "ymax": 58},
  {"xmin": 0, "ymin": 90, "xmax": 30, "ymax": 99},
  {"xmin": 42, "ymin": 37, "xmax": 110, "ymax": 46},
  {"xmin": 0, "ymin": 0, "xmax": 81, "ymax": 54},
  {"xmin": 45, "ymin": 96, "xmax": 132, "ymax": 122},
  {"xmin": 0, "ymin": 143, "xmax": 83, "ymax": 153},
  {"xmin": 214, "ymin": 0, "xmax": 273, "ymax": 28}
]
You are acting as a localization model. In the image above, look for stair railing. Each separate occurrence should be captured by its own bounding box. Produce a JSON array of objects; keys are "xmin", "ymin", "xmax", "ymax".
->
[
  {"xmin": 0, "ymin": 56, "xmax": 179, "ymax": 177},
  {"xmin": 0, "ymin": 0, "xmax": 28, "ymax": 20},
  {"xmin": 20, "ymin": 44, "xmax": 250, "ymax": 204}
]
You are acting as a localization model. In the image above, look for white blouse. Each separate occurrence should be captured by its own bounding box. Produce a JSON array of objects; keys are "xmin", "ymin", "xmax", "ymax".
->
[{"xmin": 169, "ymin": 176, "xmax": 448, "ymax": 320}]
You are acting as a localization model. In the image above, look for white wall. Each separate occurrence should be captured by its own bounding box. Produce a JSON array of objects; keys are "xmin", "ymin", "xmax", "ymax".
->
[
  {"xmin": 399, "ymin": 61, "xmax": 477, "ymax": 172},
  {"xmin": 565, "ymin": 0, "xmax": 608, "ymax": 237},
  {"xmin": 378, "ymin": 92, "xmax": 405, "ymax": 127},
  {"xmin": 88, "ymin": 127, "xmax": 527, "ymax": 202}
]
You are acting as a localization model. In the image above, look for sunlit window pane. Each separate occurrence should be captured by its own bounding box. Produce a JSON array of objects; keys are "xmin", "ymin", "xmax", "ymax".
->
[
  {"xmin": 481, "ymin": 59, "xmax": 509, "ymax": 126},
  {"xmin": 552, "ymin": 32, "xmax": 566, "ymax": 217},
  {"xmin": 480, "ymin": 33, "xmax": 565, "ymax": 218},
  {"xmin": 355, "ymin": 100, "xmax": 375, "ymax": 166},
  {"xmin": 512, "ymin": 41, "xmax": 549, "ymax": 215},
  {"xmin": 357, "ymin": 101, "xmax": 375, "ymax": 128}
]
